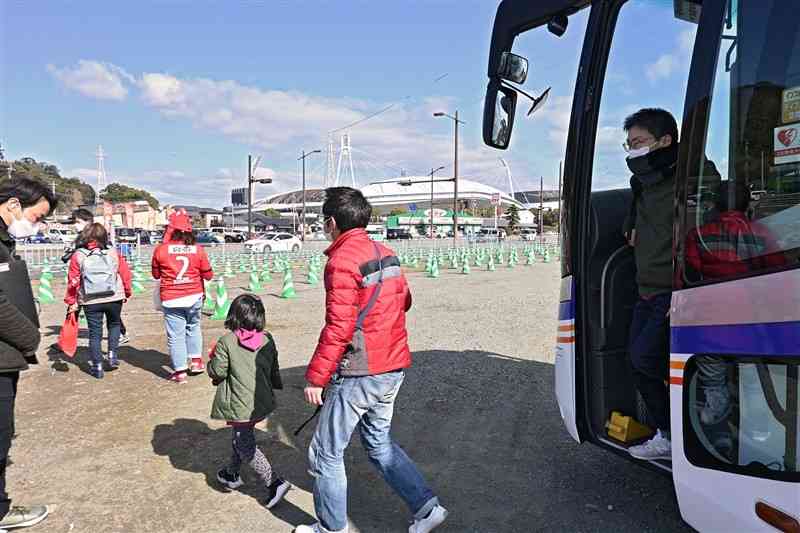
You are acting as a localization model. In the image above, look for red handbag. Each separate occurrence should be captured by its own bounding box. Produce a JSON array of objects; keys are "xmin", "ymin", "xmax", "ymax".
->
[{"xmin": 57, "ymin": 312, "xmax": 79, "ymax": 358}]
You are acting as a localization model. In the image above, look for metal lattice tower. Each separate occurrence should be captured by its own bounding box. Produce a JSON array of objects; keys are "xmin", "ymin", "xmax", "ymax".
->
[
  {"xmin": 96, "ymin": 145, "xmax": 108, "ymax": 205},
  {"xmin": 335, "ymin": 133, "xmax": 356, "ymax": 188},
  {"xmin": 325, "ymin": 133, "xmax": 336, "ymax": 188},
  {"xmin": 499, "ymin": 158, "xmax": 516, "ymax": 199}
]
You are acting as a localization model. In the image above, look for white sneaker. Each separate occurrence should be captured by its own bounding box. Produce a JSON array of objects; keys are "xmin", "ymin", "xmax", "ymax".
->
[
  {"xmin": 409, "ymin": 505, "xmax": 448, "ymax": 533},
  {"xmin": 628, "ymin": 430, "xmax": 671, "ymax": 461},
  {"xmin": 294, "ymin": 524, "xmax": 348, "ymax": 533}
]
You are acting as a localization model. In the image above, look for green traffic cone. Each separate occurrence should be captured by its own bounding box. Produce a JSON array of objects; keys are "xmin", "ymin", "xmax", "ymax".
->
[
  {"xmin": 487, "ymin": 255, "xmax": 496, "ymax": 272},
  {"xmin": 203, "ymin": 282, "xmax": 215, "ymax": 311},
  {"xmin": 307, "ymin": 265, "xmax": 319, "ymax": 285},
  {"xmin": 280, "ymin": 268, "xmax": 297, "ymax": 298},
  {"xmin": 37, "ymin": 275, "xmax": 55, "ymax": 304},
  {"xmin": 461, "ymin": 260, "xmax": 470, "ymax": 275},
  {"xmin": 248, "ymin": 271, "xmax": 262, "ymax": 292},
  {"xmin": 211, "ymin": 278, "xmax": 231, "ymax": 320},
  {"xmin": 79, "ymin": 310, "xmax": 88, "ymax": 327}
]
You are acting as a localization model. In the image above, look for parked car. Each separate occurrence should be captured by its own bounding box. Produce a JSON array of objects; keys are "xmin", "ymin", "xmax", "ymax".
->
[
  {"xmin": 387, "ymin": 228, "xmax": 413, "ymax": 240},
  {"xmin": 210, "ymin": 227, "xmax": 247, "ymax": 243},
  {"xmin": 114, "ymin": 227, "xmax": 138, "ymax": 244},
  {"xmin": 197, "ymin": 231, "xmax": 224, "ymax": 244},
  {"xmin": 519, "ymin": 228, "xmax": 538, "ymax": 241},
  {"xmin": 135, "ymin": 228, "xmax": 151, "ymax": 245},
  {"xmin": 24, "ymin": 233, "xmax": 51, "ymax": 244},
  {"xmin": 45, "ymin": 228, "xmax": 75, "ymax": 243},
  {"xmin": 475, "ymin": 228, "xmax": 506, "ymax": 242},
  {"xmin": 244, "ymin": 232, "xmax": 302, "ymax": 253},
  {"xmin": 149, "ymin": 229, "xmax": 164, "ymax": 244}
]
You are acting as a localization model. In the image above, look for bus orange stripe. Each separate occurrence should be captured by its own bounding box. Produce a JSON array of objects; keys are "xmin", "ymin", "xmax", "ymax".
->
[
  {"xmin": 670, "ymin": 361, "xmax": 686, "ymax": 370},
  {"xmin": 669, "ymin": 377, "xmax": 683, "ymax": 385},
  {"xmin": 556, "ymin": 337, "xmax": 575, "ymax": 344},
  {"xmin": 557, "ymin": 325, "xmax": 574, "ymax": 332}
]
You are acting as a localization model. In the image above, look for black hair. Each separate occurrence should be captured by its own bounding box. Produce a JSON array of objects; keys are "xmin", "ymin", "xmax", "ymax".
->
[
  {"xmin": 624, "ymin": 108, "xmax": 679, "ymax": 145},
  {"xmin": 171, "ymin": 229, "xmax": 196, "ymax": 245},
  {"xmin": 322, "ymin": 187, "xmax": 372, "ymax": 232},
  {"xmin": 0, "ymin": 177, "xmax": 58, "ymax": 214},
  {"xmin": 73, "ymin": 208, "xmax": 94, "ymax": 223},
  {"xmin": 225, "ymin": 293, "xmax": 266, "ymax": 332}
]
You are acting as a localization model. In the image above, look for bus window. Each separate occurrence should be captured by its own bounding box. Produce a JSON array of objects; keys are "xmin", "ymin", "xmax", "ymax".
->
[
  {"xmin": 684, "ymin": 356, "xmax": 800, "ymax": 482},
  {"xmin": 682, "ymin": 0, "xmax": 800, "ymax": 285}
]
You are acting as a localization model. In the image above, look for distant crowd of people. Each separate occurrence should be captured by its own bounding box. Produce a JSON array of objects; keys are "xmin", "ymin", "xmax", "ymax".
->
[{"xmin": 0, "ymin": 180, "xmax": 448, "ymax": 533}]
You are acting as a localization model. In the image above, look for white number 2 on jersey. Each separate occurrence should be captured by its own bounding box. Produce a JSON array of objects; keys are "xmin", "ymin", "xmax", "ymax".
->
[{"xmin": 175, "ymin": 256, "xmax": 190, "ymax": 282}]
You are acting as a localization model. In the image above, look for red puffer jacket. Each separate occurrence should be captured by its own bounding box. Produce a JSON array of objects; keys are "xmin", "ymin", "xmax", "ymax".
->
[{"xmin": 305, "ymin": 228, "xmax": 412, "ymax": 387}]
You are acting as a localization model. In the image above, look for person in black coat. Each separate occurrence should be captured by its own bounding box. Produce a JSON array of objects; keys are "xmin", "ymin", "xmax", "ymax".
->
[{"xmin": 0, "ymin": 178, "xmax": 57, "ymax": 530}]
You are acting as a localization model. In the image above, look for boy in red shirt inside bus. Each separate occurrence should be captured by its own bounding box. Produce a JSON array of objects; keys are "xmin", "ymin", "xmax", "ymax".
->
[{"xmin": 151, "ymin": 211, "xmax": 214, "ymax": 383}]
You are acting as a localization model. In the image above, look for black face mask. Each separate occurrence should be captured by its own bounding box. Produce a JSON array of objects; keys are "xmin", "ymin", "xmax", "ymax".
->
[{"xmin": 626, "ymin": 143, "xmax": 679, "ymax": 182}]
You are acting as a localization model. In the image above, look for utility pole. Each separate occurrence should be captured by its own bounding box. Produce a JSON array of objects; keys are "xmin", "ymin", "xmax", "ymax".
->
[
  {"xmin": 247, "ymin": 154, "xmax": 252, "ymax": 239},
  {"xmin": 247, "ymin": 155, "xmax": 270, "ymax": 239},
  {"xmin": 298, "ymin": 149, "xmax": 321, "ymax": 241},
  {"xmin": 429, "ymin": 166, "xmax": 445, "ymax": 238},
  {"xmin": 433, "ymin": 110, "xmax": 464, "ymax": 245},
  {"xmin": 539, "ymin": 176, "xmax": 544, "ymax": 237}
]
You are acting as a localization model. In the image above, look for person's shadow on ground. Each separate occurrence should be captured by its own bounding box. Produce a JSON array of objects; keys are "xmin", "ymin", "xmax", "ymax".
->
[
  {"xmin": 150, "ymin": 349, "xmax": 686, "ymax": 533},
  {"xmin": 151, "ymin": 418, "xmax": 316, "ymax": 526}
]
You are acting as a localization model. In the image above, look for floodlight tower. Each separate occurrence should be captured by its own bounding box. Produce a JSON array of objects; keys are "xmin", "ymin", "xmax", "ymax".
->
[
  {"xmin": 499, "ymin": 158, "xmax": 516, "ymax": 199},
  {"xmin": 96, "ymin": 145, "xmax": 108, "ymax": 205},
  {"xmin": 335, "ymin": 133, "xmax": 356, "ymax": 187},
  {"xmin": 325, "ymin": 133, "xmax": 336, "ymax": 188}
]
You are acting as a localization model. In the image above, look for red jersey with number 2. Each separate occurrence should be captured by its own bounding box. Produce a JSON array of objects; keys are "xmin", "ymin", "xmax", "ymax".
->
[{"xmin": 151, "ymin": 242, "xmax": 214, "ymax": 303}]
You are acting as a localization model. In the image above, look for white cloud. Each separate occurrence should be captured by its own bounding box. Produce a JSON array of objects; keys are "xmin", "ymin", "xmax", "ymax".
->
[
  {"xmin": 55, "ymin": 60, "xmax": 557, "ymax": 203},
  {"xmin": 47, "ymin": 60, "xmax": 133, "ymax": 101},
  {"xmin": 646, "ymin": 54, "xmax": 679, "ymax": 82}
]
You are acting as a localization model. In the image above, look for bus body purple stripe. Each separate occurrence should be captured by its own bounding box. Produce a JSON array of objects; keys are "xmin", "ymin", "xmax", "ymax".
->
[{"xmin": 671, "ymin": 321, "xmax": 800, "ymax": 356}]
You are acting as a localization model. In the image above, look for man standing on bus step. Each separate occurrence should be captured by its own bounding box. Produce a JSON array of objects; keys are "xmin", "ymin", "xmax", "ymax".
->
[
  {"xmin": 296, "ymin": 187, "xmax": 447, "ymax": 533},
  {"xmin": 621, "ymin": 108, "xmax": 679, "ymax": 461}
]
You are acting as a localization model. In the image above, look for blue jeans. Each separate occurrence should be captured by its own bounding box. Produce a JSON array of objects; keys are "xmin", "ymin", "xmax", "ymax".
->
[
  {"xmin": 308, "ymin": 371, "xmax": 438, "ymax": 532},
  {"xmin": 163, "ymin": 299, "xmax": 203, "ymax": 372},
  {"xmin": 84, "ymin": 300, "xmax": 123, "ymax": 365}
]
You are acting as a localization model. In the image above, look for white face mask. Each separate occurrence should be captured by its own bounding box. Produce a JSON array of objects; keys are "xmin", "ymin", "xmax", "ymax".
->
[
  {"xmin": 8, "ymin": 209, "xmax": 40, "ymax": 239},
  {"xmin": 626, "ymin": 145, "xmax": 652, "ymax": 160}
]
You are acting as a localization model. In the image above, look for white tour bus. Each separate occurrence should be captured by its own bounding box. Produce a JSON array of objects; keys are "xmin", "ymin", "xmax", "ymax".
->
[{"xmin": 483, "ymin": 0, "xmax": 800, "ymax": 531}]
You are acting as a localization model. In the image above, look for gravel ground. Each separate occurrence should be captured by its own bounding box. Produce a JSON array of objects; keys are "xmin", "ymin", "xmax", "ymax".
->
[{"xmin": 8, "ymin": 255, "xmax": 691, "ymax": 532}]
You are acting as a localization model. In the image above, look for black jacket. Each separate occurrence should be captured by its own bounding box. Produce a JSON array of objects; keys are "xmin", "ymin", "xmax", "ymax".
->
[{"xmin": 0, "ymin": 219, "xmax": 41, "ymax": 373}]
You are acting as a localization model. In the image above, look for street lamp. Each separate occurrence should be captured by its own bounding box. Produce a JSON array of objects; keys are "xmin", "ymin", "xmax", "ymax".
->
[
  {"xmin": 429, "ymin": 166, "xmax": 445, "ymax": 238},
  {"xmin": 298, "ymin": 149, "xmax": 322, "ymax": 241},
  {"xmin": 434, "ymin": 110, "xmax": 465, "ymax": 245},
  {"xmin": 248, "ymin": 154, "xmax": 272, "ymax": 239}
]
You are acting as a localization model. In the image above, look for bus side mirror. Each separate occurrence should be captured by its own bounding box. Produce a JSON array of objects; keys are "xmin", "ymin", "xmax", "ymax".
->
[
  {"xmin": 483, "ymin": 79, "xmax": 517, "ymax": 150},
  {"xmin": 498, "ymin": 52, "xmax": 528, "ymax": 84}
]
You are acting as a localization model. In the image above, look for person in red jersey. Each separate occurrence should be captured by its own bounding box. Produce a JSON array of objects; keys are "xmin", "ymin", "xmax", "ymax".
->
[{"xmin": 151, "ymin": 211, "xmax": 214, "ymax": 383}]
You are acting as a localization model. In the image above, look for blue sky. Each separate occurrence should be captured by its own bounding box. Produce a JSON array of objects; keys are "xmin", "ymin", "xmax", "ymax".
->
[{"xmin": 0, "ymin": 1, "xmax": 698, "ymax": 206}]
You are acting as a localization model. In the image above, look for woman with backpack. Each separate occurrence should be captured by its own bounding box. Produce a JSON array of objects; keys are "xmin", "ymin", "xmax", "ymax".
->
[
  {"xmin": 151, "ymin": 211, "xmax": 214, "ymax": 383},
  {"xmin": 65, "ymin": 223, "xmax": 132, "ymax": 379}
]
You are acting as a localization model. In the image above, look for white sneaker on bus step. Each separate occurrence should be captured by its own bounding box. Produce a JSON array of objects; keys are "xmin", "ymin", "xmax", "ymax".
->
[
  {"xmin": 294, "ymin": 523, "xmax": 347, "ymax": 533},
  {"xmin": 628, "ymin": 430, "xmax": 671, "ymax": 461},
  {"xmin": 409, "ymin": 505, "xmax": 448, "ymax": 533},
  {"xmin": 701, "ymin": 387, "xmax": 732, "ymax": 425}
]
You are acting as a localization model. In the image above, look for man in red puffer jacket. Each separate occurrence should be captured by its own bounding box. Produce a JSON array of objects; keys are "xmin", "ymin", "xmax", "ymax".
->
[{"xmin": 296, "ymin": 188, "xmax": 447, "ymax": 533}]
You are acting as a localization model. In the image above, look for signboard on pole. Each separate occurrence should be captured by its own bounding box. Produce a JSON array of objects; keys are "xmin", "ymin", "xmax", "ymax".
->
[
  {"xmin": 231, "ymin": 187, "xmax": 249, "ymax": 206},
  {"xmin": 490, "ymin": 193, "xmax": 501, "ymax": 206},
  {"xmin": 774, "ymin": 123, "xmax": 800, "ymax": 165}
]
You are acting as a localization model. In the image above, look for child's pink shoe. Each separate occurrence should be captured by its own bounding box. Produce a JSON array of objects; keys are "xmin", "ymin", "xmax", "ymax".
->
[{"xmin": 169, "ymin": 371, "xmax": 188, "ymax": 384}]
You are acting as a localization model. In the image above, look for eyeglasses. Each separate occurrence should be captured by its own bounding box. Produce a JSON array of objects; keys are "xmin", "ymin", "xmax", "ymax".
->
[{"xmin": 622, "ymin": 135, "xmax": 657, "ymax": 152}]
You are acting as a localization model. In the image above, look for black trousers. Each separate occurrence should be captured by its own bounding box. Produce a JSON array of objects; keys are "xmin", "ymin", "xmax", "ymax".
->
[
  {"xmin": 629, "ymin": 293, "xmax": 671, "ymax": 432},
  {"xmin": 0, "ymin": 372, "xmax": 19, "ymax": 519}
]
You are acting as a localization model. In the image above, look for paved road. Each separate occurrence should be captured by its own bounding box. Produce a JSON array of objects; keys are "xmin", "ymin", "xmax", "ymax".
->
[{"xmin": 11, "ymin": 261, "xmax": 691, "ymax": 532}]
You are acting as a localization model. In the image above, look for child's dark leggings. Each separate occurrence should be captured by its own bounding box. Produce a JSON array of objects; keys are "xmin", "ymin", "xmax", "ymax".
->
[{"xmin": 227, "ymin": 425, "xmax": 274, "ymax": 485}]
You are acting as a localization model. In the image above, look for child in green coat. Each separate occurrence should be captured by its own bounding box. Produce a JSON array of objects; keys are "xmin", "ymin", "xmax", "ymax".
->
[{"xmin": 208, "ymin": 293, "xmax": 290, "ymax": 508}]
